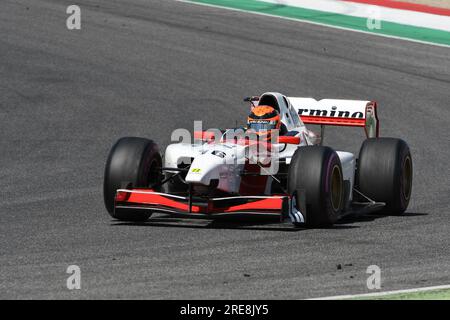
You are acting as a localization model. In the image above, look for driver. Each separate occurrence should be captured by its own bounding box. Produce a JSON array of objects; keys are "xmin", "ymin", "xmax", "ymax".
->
[{"xmin": 247, "ymin": 105, "xmax": 281, "ymax": 141}]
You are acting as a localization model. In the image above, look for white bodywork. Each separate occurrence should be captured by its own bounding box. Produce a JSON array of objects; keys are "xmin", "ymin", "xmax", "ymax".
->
[
  {"xmin": 165, "ymin": 142, "xmax": 247, "ymax": 193},
  {"xmin": 164, "ymin": 92, "xmax": 359, "ymax": 203}
]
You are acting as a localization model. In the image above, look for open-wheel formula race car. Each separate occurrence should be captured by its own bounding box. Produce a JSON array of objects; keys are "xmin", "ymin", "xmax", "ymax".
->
[{"xmin": 103, "ymin": 92, "xmax": 413, "ymax": 227}]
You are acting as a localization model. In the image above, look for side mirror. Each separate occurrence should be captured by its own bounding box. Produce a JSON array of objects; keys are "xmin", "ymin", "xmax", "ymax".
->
[
  {"xmin": 194, "ymin": 131, "xmax": 216, "ymax": 141},
  {"xmin": 278, "ymin": 136, "xmax": 300, "ymax": 145},
  {"xmin": 243, "ymin": 96, "xmax": 260, "ymax": 102}
]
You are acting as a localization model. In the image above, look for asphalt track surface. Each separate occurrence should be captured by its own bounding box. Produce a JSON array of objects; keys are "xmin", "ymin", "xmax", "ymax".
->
[{"xmin": 0, "ymin": 0, "xmax": 449, "ymax": 299}]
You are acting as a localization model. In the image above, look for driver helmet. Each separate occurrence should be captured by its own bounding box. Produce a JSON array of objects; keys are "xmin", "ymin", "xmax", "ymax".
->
[{"xmin": 247, "ymin": 105, "xmax": 281, "ymax": 140}]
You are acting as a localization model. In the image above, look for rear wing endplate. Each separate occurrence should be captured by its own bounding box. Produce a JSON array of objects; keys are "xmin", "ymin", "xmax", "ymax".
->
[{"xmin": 288, "ymin": 97, "xmax": 379, "ymax": 138}]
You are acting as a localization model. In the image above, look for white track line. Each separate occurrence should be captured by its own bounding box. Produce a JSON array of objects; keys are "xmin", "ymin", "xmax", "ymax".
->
[
  {"xmin": 176, "ymin": 0, "xmax": 450, "ymax": 48},
  {"xmin": 309, "ymin": 284, "xmax": 450, "ymax": 300}
]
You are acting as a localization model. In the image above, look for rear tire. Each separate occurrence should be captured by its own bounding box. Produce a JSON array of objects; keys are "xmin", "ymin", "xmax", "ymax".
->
[
  {"xmin": 288, "ymin": 146, "xmax": 344, "ymax": 227},
  {"xmin": 103, "ymin": 137, "xmax": 162, "ymax": 221},
  {"xmin": 357, "ymin": 138, "xmax": 412, "ymax": 214}
]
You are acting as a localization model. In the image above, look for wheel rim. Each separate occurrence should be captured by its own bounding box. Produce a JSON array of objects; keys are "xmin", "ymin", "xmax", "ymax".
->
[
  {"xmin": 402, "ymin": 155, "xmax": 412, "ymax": 201},
  {"xmin": 330, "ymin": 165, "xmax": 343, "ymax": 211}
]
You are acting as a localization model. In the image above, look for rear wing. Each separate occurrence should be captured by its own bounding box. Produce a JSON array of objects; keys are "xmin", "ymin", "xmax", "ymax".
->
[{"xmin": 288, "ymin": 98, "xmax": 379, "ymax": 138}]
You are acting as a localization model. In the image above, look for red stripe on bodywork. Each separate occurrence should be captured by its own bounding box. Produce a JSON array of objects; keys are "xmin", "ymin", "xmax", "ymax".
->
[
  {"xmin": 300, "ymin": 116, "xmax": 366, "ymax": 127},
  {"xmin": 343, "ymin": 0, "xmax": 450, "ymax": 16},
  {"xmin": 194, "ymin": 131, "xmax": 217, "ymax": 141}
]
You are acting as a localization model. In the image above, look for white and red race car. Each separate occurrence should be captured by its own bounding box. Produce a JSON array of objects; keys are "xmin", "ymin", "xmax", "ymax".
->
[{"xmin": 103, "ymin": 92, "xmax": 413, "ymax": 227}]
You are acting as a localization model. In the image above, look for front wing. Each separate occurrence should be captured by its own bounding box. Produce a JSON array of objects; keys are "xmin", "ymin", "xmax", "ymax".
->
[{"xmin": 114, "ymin": 189, "xmax": 304, "ymax": 223}]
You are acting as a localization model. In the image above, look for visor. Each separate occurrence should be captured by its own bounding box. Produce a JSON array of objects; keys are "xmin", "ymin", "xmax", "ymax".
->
[{"xmin": 247, "ymin": 120, "xmax": 278, "ymax": 132}]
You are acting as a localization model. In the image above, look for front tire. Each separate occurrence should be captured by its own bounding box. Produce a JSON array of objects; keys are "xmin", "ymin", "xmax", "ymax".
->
[
  {"xmin": 103, "ymin": 137, "xmax": 162, "ymax": 221},
  {"xmin": 288, "ymin": 146, "xmax": 344, "ymax": 227},
  {"xmin": 357, "ymin": 138, "xmax": 412, "ymax": 214}
]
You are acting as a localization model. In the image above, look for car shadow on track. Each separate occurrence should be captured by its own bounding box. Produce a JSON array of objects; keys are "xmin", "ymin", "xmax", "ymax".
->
[
  {"xmin": 111, "ymin": 216, "xmax": 356, "ymax": 232},
  {"xmin": 336, "ymin": 211, "xmax": 428, "ymax": 225},
  {"xmin": 111, "ymin": 212, "xmax": 427, "ymax": 232}
]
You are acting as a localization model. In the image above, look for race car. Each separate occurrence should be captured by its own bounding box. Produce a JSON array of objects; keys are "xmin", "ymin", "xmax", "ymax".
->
[{"xmin": 103, "ymin": 92, "xmax": 413, "ymax": 227}]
